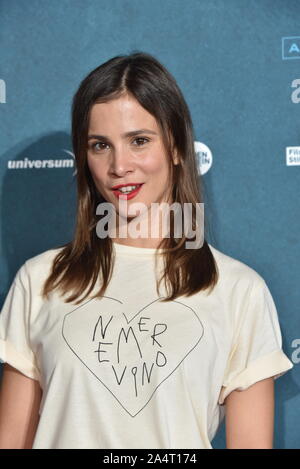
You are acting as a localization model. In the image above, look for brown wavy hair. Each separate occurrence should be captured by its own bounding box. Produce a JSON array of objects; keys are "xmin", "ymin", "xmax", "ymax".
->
[{"xmin": 42, "ymin": 51, "xmax": 219, "ymax": 304}]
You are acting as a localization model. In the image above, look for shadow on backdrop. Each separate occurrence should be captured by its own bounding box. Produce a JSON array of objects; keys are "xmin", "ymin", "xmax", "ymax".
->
[{"xmin": 1, "ymin": 131, "xmax": 76, "ymax": 301}]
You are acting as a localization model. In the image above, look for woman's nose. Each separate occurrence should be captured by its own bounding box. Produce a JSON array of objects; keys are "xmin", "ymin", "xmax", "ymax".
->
[{"xmin": 109, "ymin": 145, "xmax": 134, "ymax": 176}]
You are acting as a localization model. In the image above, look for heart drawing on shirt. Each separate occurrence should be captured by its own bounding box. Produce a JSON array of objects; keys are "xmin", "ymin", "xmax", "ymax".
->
[{"xmin": 62, "ymin": 296, "xmax": 204, "ymax": 417}]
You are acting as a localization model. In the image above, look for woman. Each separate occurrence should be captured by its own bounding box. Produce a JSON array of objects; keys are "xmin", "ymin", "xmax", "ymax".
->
[{"xmin": 0, "ymin": 51, "xmax": 294, "ymax": 449}]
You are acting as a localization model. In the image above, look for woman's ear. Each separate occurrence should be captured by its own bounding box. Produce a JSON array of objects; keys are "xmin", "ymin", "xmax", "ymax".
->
[
  {"xmin": 172, "ymin": 148, "xmax": 180, "ymax": 165},
  {"xmin": 168, "ymin": 131, "xmax": 180, "ymax": 165}
]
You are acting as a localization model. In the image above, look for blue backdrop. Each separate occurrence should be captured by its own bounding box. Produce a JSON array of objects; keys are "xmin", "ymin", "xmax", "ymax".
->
[{"xmin": 0, "ymin": 0, "xmax": 299, "ymax": 449}]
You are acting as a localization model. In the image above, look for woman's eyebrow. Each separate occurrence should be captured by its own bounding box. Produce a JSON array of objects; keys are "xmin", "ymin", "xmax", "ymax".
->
[{"xmin": 87, "ymin": 129, "xmax": 158, "ymax": 140}]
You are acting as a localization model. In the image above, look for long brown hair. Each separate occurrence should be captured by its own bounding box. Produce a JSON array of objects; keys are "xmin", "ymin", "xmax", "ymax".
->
[{"xmin": 42, "ymin": 51, "xmax": 219, "ymax": 304}]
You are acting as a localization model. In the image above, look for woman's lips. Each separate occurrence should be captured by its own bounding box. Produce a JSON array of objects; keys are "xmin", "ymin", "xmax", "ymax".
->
[{"xmin": 112, "ymin": 183, "xmax": 144, "ymax": 200}]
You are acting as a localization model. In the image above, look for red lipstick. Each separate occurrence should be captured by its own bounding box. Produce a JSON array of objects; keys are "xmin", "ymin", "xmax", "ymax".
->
[{"xmin": 111, "ymin": 183, "xmax": 144, "ymax": 200}]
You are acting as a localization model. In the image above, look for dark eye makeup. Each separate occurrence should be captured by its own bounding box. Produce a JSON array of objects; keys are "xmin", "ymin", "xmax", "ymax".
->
[{"xmin": 88, "ymin": 137, "xmax": 150, "ymax": 151}]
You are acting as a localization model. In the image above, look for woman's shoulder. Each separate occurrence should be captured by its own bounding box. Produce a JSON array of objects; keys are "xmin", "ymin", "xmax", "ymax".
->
[
  {"xmin": 207, "ymin": 242, "xmax": 266, "ymax": 289},
  {"xmin": 17, "ymin": 246, "xmax": 65, "ymax": 284},
  {"xmin": 24, "ymin": 246, "xmax": 64, "ymax": 267}
]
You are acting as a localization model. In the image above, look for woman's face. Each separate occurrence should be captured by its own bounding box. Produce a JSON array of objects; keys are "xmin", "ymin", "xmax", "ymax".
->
[{"xmin": 87, "ymin": 93, "xmax": 178, "ymax": 224}]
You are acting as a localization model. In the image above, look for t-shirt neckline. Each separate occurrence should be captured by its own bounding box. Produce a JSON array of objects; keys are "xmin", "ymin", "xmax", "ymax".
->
[{"xmin": 112, "ymin": 240, "xmax": 164, "ymax": 256}]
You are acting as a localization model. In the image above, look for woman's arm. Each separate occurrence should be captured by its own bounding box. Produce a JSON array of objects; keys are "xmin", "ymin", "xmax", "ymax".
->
[
  {"xmin": 224, "ymin": 377, "xmax": 275, "ymax": 449},
  {"xmin": 0, "ymin": 363, "xmax": 42, "ymax": 448}
]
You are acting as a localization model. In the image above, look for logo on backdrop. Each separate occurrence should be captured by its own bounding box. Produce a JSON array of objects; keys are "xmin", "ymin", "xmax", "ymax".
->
[
  {"xmin": 0, "ymin": 79, "xmax": 6, "ymax": 103},
  {"xmin": 282, "ymin": 36, "xmax": 300, "ymax": 60},
  {"xmin": 7, "ymin": 149, "xmax": 76, "ymax": 175},
  {"xmin": 286, "ymin": 147, "xmax": 300, "ymax": 166},
  {"xmin": 194, "ymin": 141, "xmax": 213, "ymax": 175}
]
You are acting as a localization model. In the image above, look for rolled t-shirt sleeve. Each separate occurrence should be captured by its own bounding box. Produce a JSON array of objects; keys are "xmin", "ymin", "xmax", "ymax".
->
[
  {"xmin": 0, "ymin": 264, "xmax": 40, "ymax": 381},
  {"xmin": 218, "ymin": 277, "xmax": 294, "ymax": 406}
]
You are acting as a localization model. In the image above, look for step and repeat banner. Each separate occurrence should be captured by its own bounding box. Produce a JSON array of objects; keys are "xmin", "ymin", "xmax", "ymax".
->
[{"xmin": 0, "ymin": 0, "xmax": 299, "ymax": 449}]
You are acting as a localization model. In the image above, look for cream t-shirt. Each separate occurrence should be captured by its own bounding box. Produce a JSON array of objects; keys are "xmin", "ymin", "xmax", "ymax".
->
[{"xmin": 0, "ymin": 242, "xmax": 294, "ymax": 449}]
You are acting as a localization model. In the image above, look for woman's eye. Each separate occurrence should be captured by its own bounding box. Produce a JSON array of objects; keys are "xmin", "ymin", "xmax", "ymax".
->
[
  {"xmin": 90, "ymin": 142, "xmax": 108, "ymax": 151},
  {"xmin": 89, "ymin": 137, "xmax": 149, "ymax": 152},
  {"xmin": 133, "ymin": 137, "xmax": 149, "ymax": 146}
]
